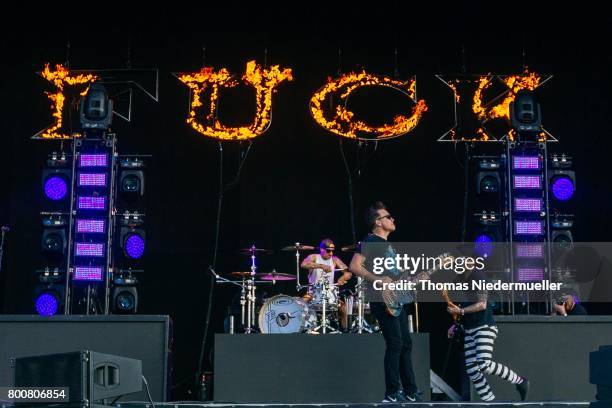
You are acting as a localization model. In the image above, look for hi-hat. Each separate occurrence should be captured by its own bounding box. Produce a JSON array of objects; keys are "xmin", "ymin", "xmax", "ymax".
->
[
  {"xmin": 281, "ymin": 244, "xmax": 315, "ymax": 251},
  {"xmin": 239, "ymin": 246, "xmax": 273, "ymax": 255}
]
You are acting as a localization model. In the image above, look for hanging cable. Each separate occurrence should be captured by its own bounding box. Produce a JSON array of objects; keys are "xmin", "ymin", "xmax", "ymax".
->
[
  {"xmin": 195, "ymin": 140, "xmax": 223, "ymax": 400},
  {"xmin": 460, "ymin": 143, "xmax": 471, "ymax": 242},
  {"xmin": 339, "ymin": 139, "xmax": 357, "ymax": 244}
]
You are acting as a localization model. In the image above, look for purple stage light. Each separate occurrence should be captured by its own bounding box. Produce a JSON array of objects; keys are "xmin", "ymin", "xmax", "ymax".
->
[
  {"xmin": 78, "ymin": 173, "xmax": 107, "ymax": 187},
  {"xmin": 74, "ymin": 266, "xmax": 103, "ymax": 281},
  {"xmin": 75, "ymin": 242, "xmax": 105, "ymax": 257},
  {"xmin": 79, "ymin": 154, "xmax": 108, "ymax": 167},
  {"xmin": 513, "ymin": 175, "xmax": 542, "ymax": 189},
  {"xmin": 551, "ymin": 176, "xmax": 575, "ymax": 201},
  {"xmin": 44, "ymin": 176, "xmax": 68, "ymax": 201},
  {"xmin": 76, "ymin": 219, "xmax": 105, "ymax": 233},
  {"xmin": 515, "ymin": 198, "xmax": 542, "ymax": 212},
  {"xmin": 474, "ymin": 234, "xmax": 494, "ymax": 257},
  {"xmin": 125, "ymin": 234, "xmax": 145, "ymax": 259},
  {"xmin": 77, "ymin": 196, "xmax": 106, "ymax": 210},
  {"xmin": 514, "ymin": 220, "xmax": 543, "ymax": 235},
  {"xmin": 517, "ymin": 268, "xmax": 545, "ymax": 282},
  {"xmin": 35, "ymin": 292, "xmax": 59, "ymax": 316},
  {"xmin": 516, "ymin": 243, "xmax": 544, "ymax": 258},
  {"xmin": 513, "ymin": 156, "xmax": 540, "ymax": 170}
]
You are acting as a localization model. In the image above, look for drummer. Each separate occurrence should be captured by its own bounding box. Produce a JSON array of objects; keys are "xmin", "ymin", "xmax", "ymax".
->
[{"xmin": 301, "ymin": 239, "xmax": 352, "ymax": 331}]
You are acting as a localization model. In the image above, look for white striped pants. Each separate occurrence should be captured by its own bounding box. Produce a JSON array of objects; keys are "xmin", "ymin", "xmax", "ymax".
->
[{"xmin": 464, "ymin": 324, "xmax": 522, "ymax": 401}]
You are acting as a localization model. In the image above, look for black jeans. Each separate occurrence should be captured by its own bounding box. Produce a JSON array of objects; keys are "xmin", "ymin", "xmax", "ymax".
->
[{"xmin": 371, "ymin": 302, "xmax": 417, "ymax": 395}]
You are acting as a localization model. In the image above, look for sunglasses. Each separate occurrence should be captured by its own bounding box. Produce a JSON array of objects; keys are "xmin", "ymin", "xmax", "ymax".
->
[
  {"xmin": 377, "ymin": 214, "xmax": 394, "ymax": 221},
  {"xmin": 323, "ymin": 248, "xmax": 335, "ymax": 253}
]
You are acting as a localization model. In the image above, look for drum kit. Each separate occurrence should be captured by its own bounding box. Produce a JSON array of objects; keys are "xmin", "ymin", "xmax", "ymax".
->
[{"xmin": 213, "ymin": 242, "xmax": 376, "ymax": 334}]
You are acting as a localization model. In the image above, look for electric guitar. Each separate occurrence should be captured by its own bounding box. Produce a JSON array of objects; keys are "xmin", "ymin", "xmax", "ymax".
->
[
  {"xmin": 383, "ymin": 253, "xmax": 454, "ymax": 317},
  {"xmin": 442, "ymin": 288, "xmax": 464, "ymax": 342}
]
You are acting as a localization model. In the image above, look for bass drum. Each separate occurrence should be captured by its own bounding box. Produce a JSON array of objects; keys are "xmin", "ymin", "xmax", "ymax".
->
[{"xmin": 258, "ymin": 295, "xmax": 316, "ymax": 334}]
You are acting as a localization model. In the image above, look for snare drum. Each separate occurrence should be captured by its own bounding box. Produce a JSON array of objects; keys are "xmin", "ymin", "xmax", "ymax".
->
[{"xmin": 258, "ymin": 295, "xmax": 317, "ymax": 333}]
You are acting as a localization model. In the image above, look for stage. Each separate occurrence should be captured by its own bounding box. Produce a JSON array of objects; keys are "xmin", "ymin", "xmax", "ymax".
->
[{"xmin": 113, "ymin": 402, "xmax": 591, "ymax": 407}]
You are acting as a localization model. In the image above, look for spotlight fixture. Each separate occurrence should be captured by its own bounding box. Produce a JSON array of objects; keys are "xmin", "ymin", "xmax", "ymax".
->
[
  {"xmin": 474, "ymin": 233, "xmax": 494, "ymax": 258},
  {"xmin": 120, "ymin": 228, "xmax": 145, "ymax": 260},
  {"xmin": 119, "ymin": 159, "xmax": 146, "ymax": 197},
  {"xmin": 510, "ymin": 90, "xmax": 542, "ymax": 133},
  {"xmin": 34, "ymin": 284, "xmax": 64, "ymax": 316},
  {"xmin": 552, "ymin": 230, "xmax": 573, "ymax": 245},
  {"xmin": 477, "ymin": 172, "xmax": 500, "ymax": 194},
  {"xmin": 80, "ymin": 83, "xmax": 113, "ymax": 130},
  {"xmin": 42, "ymin": 169, "xmax": 71, "ymax": 202},
  {"xmin": 112, "ymin": 270, "xmax": 139, "ymax": 314},
  {"xmin": 41, "ymin": 228, "xmax": 66, "ymax": 255},
  {"xmin": 549, "ymin": 171, "xmax": 576, "ymax": 201}
]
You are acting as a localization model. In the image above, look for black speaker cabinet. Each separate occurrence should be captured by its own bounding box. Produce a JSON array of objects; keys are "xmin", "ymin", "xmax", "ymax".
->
[{"xmin": 14, "ymin": 350, "xmax": 142, "ymax": 404}]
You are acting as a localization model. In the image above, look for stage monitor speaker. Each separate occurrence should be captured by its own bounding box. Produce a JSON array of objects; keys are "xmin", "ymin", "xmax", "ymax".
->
[
  {"xmin": 591, "ymin": 345, "xmax": 612, "ymax": 401},
  {"xmin": 14, "ymin": 350, "xmax": 142, "ymax": 404}
]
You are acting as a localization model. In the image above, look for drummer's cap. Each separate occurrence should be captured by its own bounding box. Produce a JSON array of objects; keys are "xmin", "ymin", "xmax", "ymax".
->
[{"xmin": 320, "ymin": 239, "xmax": 335, "ymax": 250}]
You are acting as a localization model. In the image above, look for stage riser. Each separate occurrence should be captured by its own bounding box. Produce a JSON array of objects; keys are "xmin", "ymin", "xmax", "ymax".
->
[
  {"xmin": 112, "ymin": 403, "xmax": 589, "ymax": 408},
  {"xmin": 214, "ymin": 333, "xmax": 430, "ymax": 403},
  {"xmin": 473, "ymin": 316, "xmax": 612, "ymax": 401},
  {"xmin": 0, "ymin": 315, "xmax": 170, "ymax": 402}
]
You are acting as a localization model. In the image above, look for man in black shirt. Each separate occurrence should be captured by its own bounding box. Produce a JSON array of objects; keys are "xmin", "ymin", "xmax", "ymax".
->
[
  {"xmin": 349, "ymin": 201, "xmax": 419, "ymax": 402},
  {"xmin": 447, "ymin": 268, "xmax": 529, "ymax": 401},
  {"xmin": 552, "ymin": 293, "xmax": 588, "ymax": 316}
]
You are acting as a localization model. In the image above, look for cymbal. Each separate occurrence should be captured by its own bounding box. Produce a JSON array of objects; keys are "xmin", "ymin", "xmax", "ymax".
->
[
  {"xmin": 239, "ymin": 247, "xmax": 273, "ymax": 255},
  {"xmin": 341, "ymin": 243, "xmax": 360, "ymax": 252},
  {"xmin": 256, "ymin": 272, "xmax": 297, "ymax": 281},
  {"xmin": 228, "ymin": 271, "xmax": 253, "ymax": 277},
  {"xmin": 281, "ymin": 244, "xmax": 315, "ymax": 251}
]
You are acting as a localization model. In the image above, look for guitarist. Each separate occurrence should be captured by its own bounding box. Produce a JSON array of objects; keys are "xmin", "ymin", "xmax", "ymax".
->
[
  {"xmin": 446, "ymin": 267, "xmax": 529, "ymax": 402},
  {"xmin": 349, "ymin": 201, "xmax": 423, "ymax": 403}
]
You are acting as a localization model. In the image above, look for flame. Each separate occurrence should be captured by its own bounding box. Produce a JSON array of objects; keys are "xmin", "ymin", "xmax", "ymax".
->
[
  {"xmin": 448, "ymin": 81, "xmax": 460, "ymax": 103},
  {"xmin": 508, "ymin": 129, "xmax": 548, "ymax": 143},
  {"xmin": 40, "ymin": 63, "xmax": 98, "ymax": 139},
  {"xmin": 178, "ymin": 61, "xmax": 292, "ymax": 141},
  {"xmin": 309, "ymin": 71, "xmax": 427, "ymax": 140},
  {"xmin": 473, "ymin": 71, "xmax": 541, "ymax": 122}
]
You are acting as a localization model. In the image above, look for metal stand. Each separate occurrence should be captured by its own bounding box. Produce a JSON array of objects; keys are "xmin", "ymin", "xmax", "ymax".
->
[
  {"xmin": 210, "ymin": 248, "xmax": 271, "ymax": 334},
  {"xmin": 246, "ymin": 246, "xmax": 258, "ymax": 333},
  {"xmin": 350, "ymin": 277, "xmax": 374, "ymax": 333},
  {"xmin": 295, "ymin": 242, "xmax": 301, "ymax": 291},
  {"xmin": 312, "ymin": 279, "xmax": 339, "ymax": 334}
]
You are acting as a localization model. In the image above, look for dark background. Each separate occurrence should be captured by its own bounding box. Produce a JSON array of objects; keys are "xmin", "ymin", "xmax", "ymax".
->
[{"xmin": 1, "ymin": 18, "xmax": 611, "ymax": 398}]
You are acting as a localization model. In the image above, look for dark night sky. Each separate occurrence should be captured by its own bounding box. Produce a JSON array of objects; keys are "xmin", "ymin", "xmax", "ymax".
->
[{"xmin": 1, "ymin": 17, "xmax": 611, "ymax": 396}]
